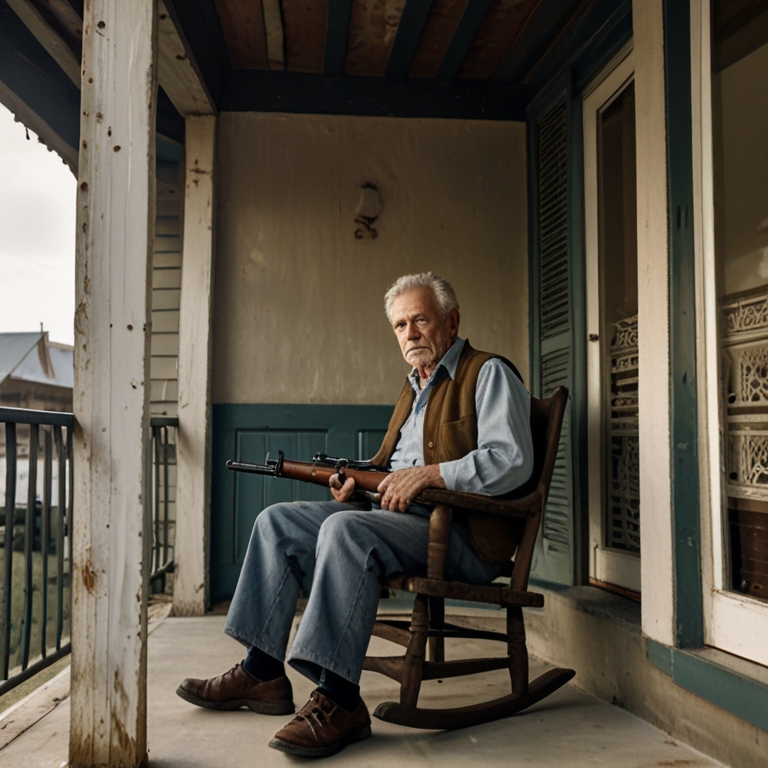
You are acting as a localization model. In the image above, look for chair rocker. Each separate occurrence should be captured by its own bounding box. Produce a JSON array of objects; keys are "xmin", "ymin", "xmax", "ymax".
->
[{"xmin": 362, "ymin": 386, "xmax": 575, "ymax": 730}]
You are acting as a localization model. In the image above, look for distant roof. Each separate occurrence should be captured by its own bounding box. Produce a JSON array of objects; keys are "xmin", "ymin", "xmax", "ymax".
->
[{"xmin": 0, "ymin": 332, "xmax": 73, "ymax": 389}]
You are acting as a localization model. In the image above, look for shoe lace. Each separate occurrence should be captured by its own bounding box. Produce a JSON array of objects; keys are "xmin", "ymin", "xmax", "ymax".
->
[{"xmin": 293, "ymin": 691, "xmax": 332, "ymax": 740}]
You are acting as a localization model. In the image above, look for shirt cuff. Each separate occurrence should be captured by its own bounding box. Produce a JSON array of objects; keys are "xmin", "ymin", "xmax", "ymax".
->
[{"xmin": 438, "ymin": 460, "xmax": 460, "ymax": 492}]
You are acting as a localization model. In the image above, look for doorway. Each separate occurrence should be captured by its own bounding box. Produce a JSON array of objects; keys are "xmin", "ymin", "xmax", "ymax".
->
[{"xmin": 583, "ymin": 50, "xmax": 640, "ymax": 595}]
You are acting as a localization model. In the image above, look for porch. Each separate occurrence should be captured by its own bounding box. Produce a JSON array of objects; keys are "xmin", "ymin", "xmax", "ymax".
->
[
  {"xmin": 2, "ymin": 0, "xmax": 768, "ymax": 765},
  {"xmin": 0, "ymin": 605, "xmax": 725, "ymax": 768}
]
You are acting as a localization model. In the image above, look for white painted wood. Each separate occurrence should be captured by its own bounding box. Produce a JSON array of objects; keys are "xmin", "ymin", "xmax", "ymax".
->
[
  {"xmin": 6, "ymin": 0, "xmax": 81, "ymax": 86},
  {"xmin": 690, "ymin": 0, "xmax": 768, "ymax": 664},
  {"xmin": 69, "ymin": 1, "xmax": 157, "ymax": 766},
  {"xmin": 595, "ymin": 548, "xmax": 642, "ymax": 593},
  {"xmin": 690, "ymin": 0, "xmax": 719, "ymax": 646},
  {"xmin": 633, "ymin": 0, "xmax": 675, "ymax": 646},
  {"xmin": 711, "ymin": 591, "xmax": 768, "ymax": 667},
  {"xmin": 262, "ymin": 0, "xmax": 286, "ymax": 70},
  {"xmin": 583, "ymin": 51, "xmax": 638, "ymax": 592},
  {"xmin": 174, "ymin": 115, "xmax": 217, "ymax": 616},
  {"xmin": 157, "ymin": 0, "xmax": 216, "ymax": 116},
  {"xmin": 0, "ymin": 78, "xmax": 78, "ymax": 172}
]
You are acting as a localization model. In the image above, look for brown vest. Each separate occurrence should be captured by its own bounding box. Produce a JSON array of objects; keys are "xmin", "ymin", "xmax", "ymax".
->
[{"xmin": 372, "ymin": 341, "xmax": 525, "ymax": 562}]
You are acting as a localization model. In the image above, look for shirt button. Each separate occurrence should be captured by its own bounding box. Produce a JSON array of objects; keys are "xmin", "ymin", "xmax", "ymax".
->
[{"xmin": 428, "ymin": 441, "xmax": 434, "ymax": 448}]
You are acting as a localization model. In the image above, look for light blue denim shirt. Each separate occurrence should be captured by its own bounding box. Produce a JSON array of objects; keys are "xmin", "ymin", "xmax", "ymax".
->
[{"xmin": 387, "ymin": 337, "xmax": 533, "ymax": 496}]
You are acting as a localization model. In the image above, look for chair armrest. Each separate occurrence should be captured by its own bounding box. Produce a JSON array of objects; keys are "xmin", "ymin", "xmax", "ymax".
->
[{"xmin": 416, "ymin": 487, "xmax": 539, "ymax": 517}]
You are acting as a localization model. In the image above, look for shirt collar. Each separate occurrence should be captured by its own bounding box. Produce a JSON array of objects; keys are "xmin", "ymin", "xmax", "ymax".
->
[{"xmin": 407, "ymin": 336, "xmax": 466, "ymax": 390}]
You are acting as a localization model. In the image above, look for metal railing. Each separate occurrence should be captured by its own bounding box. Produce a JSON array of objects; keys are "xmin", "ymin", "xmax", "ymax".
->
[
  {"xmin": 0, "ymin": 407, "xmax": 73, "ymax": 696},
  {"xmin": 0, "ymin": 409, "xmax": 179, "ymax": 696},
  {"xmin": 149, "ymin": 417, "xmax": 177, "ymax": 591}
]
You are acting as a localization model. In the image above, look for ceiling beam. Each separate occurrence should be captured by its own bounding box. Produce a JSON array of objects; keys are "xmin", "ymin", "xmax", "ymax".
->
[
  {"xmin": 262, "ymin": 0, "xmax": 285, "ymax": 69},
  {"xmin": 163, "ymin": 0, "xmax": 229, "ymax": 105},
  {"xmin": 158, "ymin": 0, "xmax": 217, "ymax": 115},
  {"xmin": 436, "ymin": 0, "xmax": 496, "ymax": 86},
  {"xmin": 0, "ymin": 3, "xmax": 80, "ymax": 169},
  {"xmin": 0, "ymin": 77, "xmax": 78, "ymax": 172},
  {"xmin": 6, "ymin": 0, "xmax": 81, "ymax": 86},
  {"xmin": 222, "ymin": 69, "xmax": 525, "ymax": 120},
  {"xmin": 492, "ymin": 0, "xmax": 584, "ymax": 83},
  {"xmin": 324, "ymin": 0, "xmax": 353, "ymax": 77},
  {"xmin": 522, "ymin": 0, "xmax": 630, "ymax": 91},
  {"xmin": 385, "ymin": 0, "xmax": 434, "ymax": 81}
]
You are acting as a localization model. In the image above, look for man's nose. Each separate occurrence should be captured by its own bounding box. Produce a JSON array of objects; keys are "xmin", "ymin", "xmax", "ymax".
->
[{"xmin": 407, "ymin": 323, "xmax": 420, "ymax": 339}]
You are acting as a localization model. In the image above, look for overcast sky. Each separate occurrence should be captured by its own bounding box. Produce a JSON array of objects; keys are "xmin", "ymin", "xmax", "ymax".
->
[{"xmin": 0, "ymin": 103, "xmax": 76, "ymax": 346}]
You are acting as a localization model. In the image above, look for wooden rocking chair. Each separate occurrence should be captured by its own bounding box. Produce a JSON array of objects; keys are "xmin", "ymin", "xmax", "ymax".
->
[{"xmin": 362, "ymin": 386, "xmax": 574, "ymax": 729}]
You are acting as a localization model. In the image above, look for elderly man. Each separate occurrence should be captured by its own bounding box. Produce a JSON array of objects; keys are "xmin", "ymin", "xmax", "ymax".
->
[{"xmin": 177, "ymin": 272, "xmax": 533, "ymax": 757}]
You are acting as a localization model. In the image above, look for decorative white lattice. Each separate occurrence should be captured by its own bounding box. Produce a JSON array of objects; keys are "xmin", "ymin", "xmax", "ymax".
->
[
  {"xmin": 608, "ymin": 434, "xmax": 640, "ymax": 551},
  {"xmin": 723, "ymin": 293, "xmax": 768, "ymax": 337},
  {"xmin": 607, "ymin": 314, "xmax": 640, "ymax": 553},
  {"xmin": 738, "ymin": 346, "xmax": 768, "ymax": 403},
  {"xmin": 612, "ymin": 315, "xmax": 638, "ymax": 350},
  {"xmin": 612, "ymin": 352, "xmax": 639, "ymax": 374},
  {"xmin": 730, "ymin": 432, "xmax": 768, "ymax": 486}
]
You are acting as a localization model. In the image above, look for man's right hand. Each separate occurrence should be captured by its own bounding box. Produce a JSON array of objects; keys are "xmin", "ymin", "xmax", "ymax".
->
[{"xmin": 329, "ymin": 473, "xmax": 356, "ymax": 503}]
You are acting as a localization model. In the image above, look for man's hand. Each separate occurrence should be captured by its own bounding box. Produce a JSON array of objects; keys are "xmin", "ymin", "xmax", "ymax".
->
[
  {"xmin": 377, "ymin": 465, "xmax": 445, "ymax": 513},
  {"xmin": 330, "ymin": 473, "xmax": 356, "ymax": 503}
]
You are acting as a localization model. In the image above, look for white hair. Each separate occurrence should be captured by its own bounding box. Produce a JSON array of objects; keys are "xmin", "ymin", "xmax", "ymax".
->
[{"xmin": 384, "ymin": 272, "xmax": 459, "ymax": 323}]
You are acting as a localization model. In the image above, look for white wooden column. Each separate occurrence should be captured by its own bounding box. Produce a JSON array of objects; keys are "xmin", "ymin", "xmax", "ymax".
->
[
  {"xmin": 633, "ymin": 0, "xmax": 675, "ymax": 646},
  {"xmin": 173, "ymin": 115, "xmax": 217, "ymax": 616},
  {"xmin": 70, "ymin": 2, "xmax": 157, "ymax": 766}
]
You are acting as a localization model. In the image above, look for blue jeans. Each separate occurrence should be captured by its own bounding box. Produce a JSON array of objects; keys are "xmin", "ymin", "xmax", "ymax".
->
[{"xmin": 223, "ymin": 501, "xmax": 503, "ymax": 685}]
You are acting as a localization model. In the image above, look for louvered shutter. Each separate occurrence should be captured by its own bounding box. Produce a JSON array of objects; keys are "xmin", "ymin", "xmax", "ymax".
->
[{"xmin": 530, "ymin": 101, "xmax": 576, "ymax": 585}]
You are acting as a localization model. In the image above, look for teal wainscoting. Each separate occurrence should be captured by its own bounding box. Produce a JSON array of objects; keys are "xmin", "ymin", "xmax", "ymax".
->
[
  {"xmin": 646, "ymin": 639, "xmax": 768, "ymax": 732},
  {"xmin": 210, "ymin": 403, "xmax": 391, "ymax": 603}
]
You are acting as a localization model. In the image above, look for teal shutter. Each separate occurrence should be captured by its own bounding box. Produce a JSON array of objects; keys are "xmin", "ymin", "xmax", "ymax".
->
[{"xmin": 530, "ymin": 98, "xmax": 577, "ymax": 585}]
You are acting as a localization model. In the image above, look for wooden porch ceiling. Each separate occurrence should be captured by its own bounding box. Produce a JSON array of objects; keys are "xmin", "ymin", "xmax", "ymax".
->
[
  {"xmin": 0, "ymin": 0, "xmax": 632, "ymax": 154},
  {"xmin": 165, "ymin": 0, "xmax": 632, "ymax": 119}
]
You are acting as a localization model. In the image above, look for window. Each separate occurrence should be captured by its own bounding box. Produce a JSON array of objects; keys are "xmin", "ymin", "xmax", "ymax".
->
[{"xmin": 696, "ymin": 0, "xmax": 768, "ymax": 665}]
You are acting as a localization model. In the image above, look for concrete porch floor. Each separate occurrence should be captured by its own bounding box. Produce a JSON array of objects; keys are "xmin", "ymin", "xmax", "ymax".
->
[{"xmin": 0, "ymin": 610, "xmax": 726, "ymax": 768}]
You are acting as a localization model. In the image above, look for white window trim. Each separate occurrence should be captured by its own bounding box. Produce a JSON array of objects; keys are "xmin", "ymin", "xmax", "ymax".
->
[
  {"xmin": 691, "ymin": 0, "xmax": 768, "ymax": 668},
  {"xmin": 583, "ymin": 50, "xmax": 641, "ymax": 594}
]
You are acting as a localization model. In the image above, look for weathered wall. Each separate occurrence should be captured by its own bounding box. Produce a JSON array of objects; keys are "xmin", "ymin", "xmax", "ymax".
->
[
  {"xmin": 520, "ymin": 588, "xmax": 768, "ymax": 768},
  {"xmin": 212, "ymin": 113, "xmax": 528, "ymax": 405}
]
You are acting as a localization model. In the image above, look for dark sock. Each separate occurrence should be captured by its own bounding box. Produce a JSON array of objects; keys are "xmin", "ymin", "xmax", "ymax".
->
[
  {"xmin": 242, "ymin": 645, "xmax": 285, "ymax": 682},
  {"xmin": 317, "ymin": 669, "xmax": 361, "ymax": 712}
]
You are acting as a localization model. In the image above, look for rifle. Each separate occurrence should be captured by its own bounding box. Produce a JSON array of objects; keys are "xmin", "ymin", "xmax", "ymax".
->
[
  {"xmin": 227, "ymin": 452, "xmax": 388, "ymax": 505},
  {"xmin": 226, "ymin": 452, "xmax": 528, "ymax": 517}
]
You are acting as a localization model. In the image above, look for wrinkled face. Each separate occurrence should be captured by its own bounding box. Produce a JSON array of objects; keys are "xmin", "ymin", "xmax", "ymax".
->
[{"xmin": 390, "ymin": 287, "xmax": 459, "ymax": 375}]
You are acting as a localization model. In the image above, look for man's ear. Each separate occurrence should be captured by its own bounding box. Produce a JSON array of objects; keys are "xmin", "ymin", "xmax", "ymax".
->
[{"xmin": 449, "ymin": 308, "xmax": 460, "ymax": 335}]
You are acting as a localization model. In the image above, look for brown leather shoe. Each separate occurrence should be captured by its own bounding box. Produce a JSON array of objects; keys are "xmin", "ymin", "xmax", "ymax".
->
[
  {"xmin": 269, "ymin": 690, "xmax": 371, "ymax": 758},
  {"xmin": 176, "ymin": 663, "xmax": 294, "ymax": 715}
]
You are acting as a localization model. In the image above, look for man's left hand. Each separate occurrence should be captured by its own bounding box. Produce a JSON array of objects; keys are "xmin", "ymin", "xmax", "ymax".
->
[{"xmin": 377, "ymin": 465, "xmax": 445, "ymax": 513}]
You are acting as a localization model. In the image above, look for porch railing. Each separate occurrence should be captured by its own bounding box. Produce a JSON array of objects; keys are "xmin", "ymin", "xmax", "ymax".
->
[
  {"xmin": 0, "ymin": 408, "xmax": 178, "ymax": 696},
  {"xmin": 0, "ymin": 407, "xmax": 73, "ymax": 697},
  {"xmin": 149, "ymin": 417, "xmax": 177, "ymax": 591}
]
